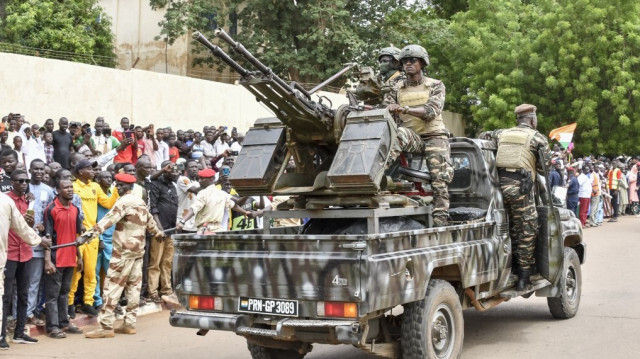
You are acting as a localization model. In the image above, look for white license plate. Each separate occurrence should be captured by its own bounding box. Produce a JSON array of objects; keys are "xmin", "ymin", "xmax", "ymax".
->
[{"xmin": 238, "ymin": 296, "xmax": 299, "ymax": 317}]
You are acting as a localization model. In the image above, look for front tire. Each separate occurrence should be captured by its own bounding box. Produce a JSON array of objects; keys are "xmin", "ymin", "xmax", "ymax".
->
[
  {"xmin": 247, "ymin": 342, "xmax": 306, "ymax": 359},
  {"xmin": 547, "ymin": 247, "xmax": 582, "ymax": 319},
  {"xmin": 401, "ymin": 280, "xmax": 464, "ymax": 359}
]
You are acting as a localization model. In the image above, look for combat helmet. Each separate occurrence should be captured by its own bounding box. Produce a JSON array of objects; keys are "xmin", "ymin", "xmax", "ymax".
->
[
  {"xmin": 378, "ymin": 46, "xmax": 401, "ymax": 62},
  {"xmin": 399, "ymin": 44, "xmax": 430, "ymax": 67}
]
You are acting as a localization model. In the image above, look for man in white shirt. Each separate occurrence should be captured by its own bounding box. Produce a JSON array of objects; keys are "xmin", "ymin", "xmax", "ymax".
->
[
  {"xmin": 176, "ymin": 160, "xmax": 201, "ymax": 232},
  {"xmin": 155, "ymin": 128, "xmax": 169, "ymax": 170},
  {"xmin": 577, "ymin": 168, "xmax": 592, "ymax": 227}
]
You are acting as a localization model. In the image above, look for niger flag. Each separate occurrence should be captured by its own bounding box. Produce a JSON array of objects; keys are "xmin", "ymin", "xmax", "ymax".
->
[{"xmin": 548, "ymin": 123, "xmax": 577, "ymax": 149}]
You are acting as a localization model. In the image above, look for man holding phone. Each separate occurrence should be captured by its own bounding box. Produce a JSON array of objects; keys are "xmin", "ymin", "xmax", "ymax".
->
[{"xmin": 112, "ymin": 117, "xmax": 137, "ymax": 164}]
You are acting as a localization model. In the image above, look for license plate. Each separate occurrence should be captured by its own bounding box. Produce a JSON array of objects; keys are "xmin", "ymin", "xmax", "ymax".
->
[{"xmin": 238, "ymin": 296, "xmax": 299, "ymax": 317}]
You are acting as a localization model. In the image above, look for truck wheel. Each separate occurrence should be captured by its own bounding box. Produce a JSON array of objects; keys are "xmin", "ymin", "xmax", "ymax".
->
[
  {"xmin": 401, "ymin": 280, "xmax": 464, "ymax": 359},
  {"xmin": 247, "ymin": 342, "xmax": 305, "ymax": 359},
  {"xmin": 547, "ymin": 247, "xmax": 582, "ymax": 319}
]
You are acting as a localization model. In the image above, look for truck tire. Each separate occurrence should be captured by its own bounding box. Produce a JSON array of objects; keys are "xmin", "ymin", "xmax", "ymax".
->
[
  {"xmin": 401, "ymin": 280, "xmax": 464, "ymax": 359},
  {"xmin": 547, "ymin": 247, "xmax": 582, "ymax": 319},
  {"xmin": 247, "ymin": 342, "xmax": 305, "ymax": 359}
]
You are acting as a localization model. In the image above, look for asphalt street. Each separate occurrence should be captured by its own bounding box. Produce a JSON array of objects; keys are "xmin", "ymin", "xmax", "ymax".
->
[{"xmin": 8, "ymin": 216, "xmax": 640, "ymax": 358}]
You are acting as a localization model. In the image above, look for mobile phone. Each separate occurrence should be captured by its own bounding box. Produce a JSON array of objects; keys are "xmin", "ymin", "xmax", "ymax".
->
[
  {"xmin": 230, "ymin": 151, "xmax": 239, "ymax": 156},
  {"xmin": 124, "ymin": 130, "xmax": 133, "ymax": 139}
]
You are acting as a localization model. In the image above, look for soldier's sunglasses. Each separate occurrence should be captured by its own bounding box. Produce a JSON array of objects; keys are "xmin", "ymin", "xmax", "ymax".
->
[{"xmin": 401, "ymin": 57, "xmax": 419, "ymax": 65}]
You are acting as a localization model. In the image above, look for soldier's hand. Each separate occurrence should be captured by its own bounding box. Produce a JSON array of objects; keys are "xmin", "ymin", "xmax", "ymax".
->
[
  {"xmin": 176, "ymin": 222, "xmax": 184, "ymax": 233},
  {"xmin": 387, "ymin": 104, "xmax": 402, "ymax": 114}
]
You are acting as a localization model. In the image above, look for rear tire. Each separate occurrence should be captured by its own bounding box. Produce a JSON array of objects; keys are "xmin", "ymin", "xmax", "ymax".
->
[
  {"xmin": 247, "ymin": 342, "xmax": 306, "ymax": 359},
  {"xmin": 547, "ymin": 247, "xmax": 582, "ymax": 319},
  {"xmin": 401, "ymin": 280, "xmax": 464, "ymax": 359}
]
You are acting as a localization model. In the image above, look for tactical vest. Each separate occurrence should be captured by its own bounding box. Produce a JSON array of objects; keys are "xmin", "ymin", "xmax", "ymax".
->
[
  {"xmin": 397, "ymin": 78, "xmax": 446, "ymax": 136},
  {"xmin": 495, "ymin": 127, "xmax": 538, "ymax": 175}
]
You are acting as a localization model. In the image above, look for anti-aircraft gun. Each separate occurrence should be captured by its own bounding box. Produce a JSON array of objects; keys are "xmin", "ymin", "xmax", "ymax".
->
[{"xmin": 193, "ymin": 30, "xmax": 431, "ymax": 212}]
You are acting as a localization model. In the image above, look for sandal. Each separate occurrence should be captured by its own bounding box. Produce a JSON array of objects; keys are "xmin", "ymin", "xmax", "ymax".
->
[
  {"xmin": 63, "ymin": 325, "xmax": 83, "ymax": 334},
  {"xmin": 49, "ymin": 330, "xmax": 67, "ymax": 339}
]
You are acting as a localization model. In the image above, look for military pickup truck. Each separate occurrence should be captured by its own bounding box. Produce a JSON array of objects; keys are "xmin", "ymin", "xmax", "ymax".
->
[{"xmin": 168, "ymin": 31, "xmax": 585, "ymax": 359}]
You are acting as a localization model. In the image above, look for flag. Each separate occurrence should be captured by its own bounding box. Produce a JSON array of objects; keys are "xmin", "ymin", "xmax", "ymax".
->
[{"xmin": 548, "ymin": 123, "xmax": 577, "ymax": 149}]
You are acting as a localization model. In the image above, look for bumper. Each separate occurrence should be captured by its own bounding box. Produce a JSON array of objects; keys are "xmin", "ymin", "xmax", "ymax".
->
[{"xmin": 169, "ymin": 310, "xmax": 365, "ymax": 345}]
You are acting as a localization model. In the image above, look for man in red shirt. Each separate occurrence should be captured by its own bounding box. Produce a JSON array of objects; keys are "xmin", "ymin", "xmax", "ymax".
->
[
  {"xmin": 112, "ymin": 117, "xmax": 137, "ymax": 164},
  {"xmin": 1, "ymin": 170, "xmax": 42, "ymax": 344},
  {"xmin": 43, "ymin": 178, "xmax": 84, "ymax": 338}
]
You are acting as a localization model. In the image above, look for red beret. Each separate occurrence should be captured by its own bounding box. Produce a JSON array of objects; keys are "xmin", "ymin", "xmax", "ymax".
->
[
  {"xmin": 198, "ymin": 169, "xmax": 216, "ymax": 178},
  {"xmin": 114, "ymin": 173, "xmax": 137, "ymax": 184}
]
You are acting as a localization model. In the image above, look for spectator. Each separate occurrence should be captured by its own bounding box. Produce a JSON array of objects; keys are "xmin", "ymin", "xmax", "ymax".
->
[
  {"xmin": 43, "ymin": 178, "xmax": 84, "ymax": 338},
  {"xmin": 167, "ymin": 133, "xmax": 180, "ymax": 164},
  {"xmin": 0, "ymin": 149, "xmax": 19, "ymax": 193},
  {"xmin": 155, "ymin": 128, "xmax": 169, "ymax": 169},
  {"xmin": 0, "ymin": 131, "xmax": 9, "ymax": 151},
  {"xmin": 43, "ymin": 119, "xmax": 54, "ymax": 134},
  {"xmin": 0, "ymin": 191, "xmax": 48, "ymax": 350},
  {"xmin": 176, "ymin": 169, "xmax": 254, "ymax": 234},
  {"xmin": 140, "ymin": 126, "xmax": 157, "ymax": 168},
  {"xmin": 629, "ymin": 164, "xmax": 639, "ymax": 214},
  {"xmin": 618, "ymin": 162, "xmax": 629, "ymax": 215},
  {"xmin": 13, "ymin": 135, "xmax": 26, "ymax": 165},
  {"xmin": 213, "ymin": 129, "xmax": 230, "ymax": 168},
  {"xmin": 112, "ymin": 118, "xmax": 137, "ymax": 164},
  {"xmin": 68, "ymin": 160, "xmax": 118, "ymax": 318},
  {"xmin": 147, "ymin": 161, "xmax": 179, "ymax": 305},
  {"xmin": 134, "ymin": 126, "xmax": 149, "ymax": 165},
  {"xmin": 566, "ymin": 167, "xmax": 579, "ymax": 215},
  {"xmin": 43, "ymin": 132, "xmax": 54, "ymax": 165},
  {"xmin": 588, "ymin": 166, "xmax": 602, "ymax": 227},
  {"xmin": 1, "ymin": 170, "xmax": 41, "ymax": 345},
  {"xmin": 606, "ymin": 161, "xmax": 622, "ymax": 221},
  {"xmin": 93, "ymin": 171, "xmax": 116, "ymax": 312},
  {"xmin": 26, "ymin": 159, "xmax": 55, "ymax": 326},
  {"xmin": 577, "ymin": 168, "xmax": 591, "ymax": 227},
  {"xmin": 549, "ymin": 160, "xmax": 562, "ymax": 189},
  {"xmin": 190, "ymin": 132, "xmax": 204, "ymax": 160},
  {"xmin": 51, "ymin": 118, "xmax": 73, "ymax": 169},
  {"xmin": 176, "ymin": 160, "xmax": 201, "ymax": 233},
  {"xmin": 202, "ymin": 130, "xmax": 216, "ymax": 160},
  {"xmin": 25, "ymin": 125, "xmax": 46, "ymax": 168}
]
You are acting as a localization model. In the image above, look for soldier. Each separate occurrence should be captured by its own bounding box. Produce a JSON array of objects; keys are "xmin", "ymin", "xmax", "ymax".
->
[
  {"xmin": 355, "ymin": 46, "xmax": 402, "ymax": 105},
  {"xmin": 487, "ymin": 104, "xmax": 551, "ymax": 290},
  {"xmin": 384, "ymin": 44, "xmax": 454, "ymax": 227},
  {"xmin": 84, "ymin": 173, "xmax": 166, "ymax": 338}
]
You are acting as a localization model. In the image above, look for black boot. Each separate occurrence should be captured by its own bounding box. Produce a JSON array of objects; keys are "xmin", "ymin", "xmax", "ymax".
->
[{"xmin": 516, "ymin": 268, "xmax": 531, "ymax": 291}]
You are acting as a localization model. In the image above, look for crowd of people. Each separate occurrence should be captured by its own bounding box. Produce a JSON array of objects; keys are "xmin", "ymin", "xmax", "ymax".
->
[
  {"xmin": 549, "ymin": 144, "xmax": 639, "ymax": 227},
  {"xmin": 0, "ymin": 113, "xmax": 289, "ymax": 348}
]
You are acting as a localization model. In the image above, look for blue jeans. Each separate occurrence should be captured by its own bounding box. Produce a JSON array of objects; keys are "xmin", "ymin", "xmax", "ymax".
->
[
  {"xmin": 93, "ymin": 245, "xmax": 112, "ymax": 307},
  {"xmin": 26, "ymin": 257, "xmax": 44, "ymax": 318}
]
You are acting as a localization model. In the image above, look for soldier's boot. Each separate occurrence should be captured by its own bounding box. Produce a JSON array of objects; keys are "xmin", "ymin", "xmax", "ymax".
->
[
  {"xmin": 516, "ymin": 267, "xmax": 532, "ymax": 291},
  {"xmin": 84, "ymin": 327, "xmax": 115, "ymax": 339},
  {"xmin": 114, "ymin": 324, "xmax": 136, "ymax": 335}
]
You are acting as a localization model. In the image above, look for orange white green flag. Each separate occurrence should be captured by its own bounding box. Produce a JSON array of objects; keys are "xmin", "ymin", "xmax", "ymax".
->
[{"xmin": 548, "ymin": 123, "xmax": 577, "ymax": 149}]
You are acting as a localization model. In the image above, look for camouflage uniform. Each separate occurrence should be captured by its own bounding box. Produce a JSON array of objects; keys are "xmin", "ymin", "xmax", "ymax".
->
[
  {"xmin": 384, "ymin": 76, "xmax": 454, "ymax": 225},
  {"xmin": 84, "ymin": 193, "xmax": 164, "ymax": 331},
  {"xmin": 488, "ymin": 112, "xmax": 551, "ymax": 275}
]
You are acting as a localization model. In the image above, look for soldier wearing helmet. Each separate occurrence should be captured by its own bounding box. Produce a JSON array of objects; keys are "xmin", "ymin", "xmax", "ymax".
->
[
  {"xmin": 485, "ymin": 104, "xmax": 551, "ymax": 291},
  {"xmin": 355, "ymin": 46, "xmax": 403, "ymax": 106},
  {"xmin": 383, "ymin": 44, "xmax": 453, "ymax": 227}
]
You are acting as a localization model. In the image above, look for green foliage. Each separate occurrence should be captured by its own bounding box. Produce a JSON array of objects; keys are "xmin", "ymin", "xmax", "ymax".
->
[
  {"xmin": 150, "ymin": 0, "xmax": 409, "ymax": 85},
  {"xmin": 0, "ymin": 0, "xmax": 116, "ymax": 67},
  {"xmin": 446, "ymin": 0, "xmax": 640, "ymax": 154}
]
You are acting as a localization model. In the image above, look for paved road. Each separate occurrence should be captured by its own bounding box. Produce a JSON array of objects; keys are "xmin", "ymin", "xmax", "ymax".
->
[{"xmin": 9, "ymin": 217, "xmax": 640, "ymax": 358}]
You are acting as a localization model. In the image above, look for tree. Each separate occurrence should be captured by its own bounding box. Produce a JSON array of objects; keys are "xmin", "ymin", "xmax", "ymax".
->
[
  {"xmin": 150, "ymin": 0, "xmax": 410, "ymax": 87},
  {"xmin": 447, "ymin": 0, "xmax": 640, "ymax": 155},
  {"xmin": 0, "ymin": 0, "xmax": 117, "ymax": 67}
]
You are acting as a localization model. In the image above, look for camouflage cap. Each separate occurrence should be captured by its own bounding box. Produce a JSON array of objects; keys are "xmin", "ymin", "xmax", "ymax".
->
[
  {"xmin": 378, "ymin": 47, "xmax": 401, "ymax": 61},
  {"xmin": 514, "ymin": 104, "xmax": 537, "ymax": 116}
]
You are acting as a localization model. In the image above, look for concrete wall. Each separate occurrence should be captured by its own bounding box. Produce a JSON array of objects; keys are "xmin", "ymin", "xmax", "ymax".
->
[
  {"xmin": 100, "ymin": 0, "xmax": 189, "ymax": 75},
  {"xmin": 0, "ymin": 52, "xmax": 346, "ymax": 133}
]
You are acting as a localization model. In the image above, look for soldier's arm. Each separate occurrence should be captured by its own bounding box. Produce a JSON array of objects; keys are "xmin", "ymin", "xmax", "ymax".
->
[
  {"xmin": 90, "ymin": 200, "xmax": 126, "ymax": 236},
  {"xmin": 421, "ymin": 80, "xmax": 446, "ymax": 121},
  {"xmin": 381, "ymin": 84, "xmax": 398, "ymax": 107},
  {"xmin": 145, "ymin": 210, "xmax": 165, "ymax": 238}
]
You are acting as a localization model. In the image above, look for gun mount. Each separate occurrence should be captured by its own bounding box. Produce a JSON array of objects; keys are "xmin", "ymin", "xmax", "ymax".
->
[{"xmin": 193, "ymin": 31, "xmax": 429, "ymax": 209}]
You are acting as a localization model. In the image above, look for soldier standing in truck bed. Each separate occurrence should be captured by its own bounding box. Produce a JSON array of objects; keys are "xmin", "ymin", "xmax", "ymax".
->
[
  {"xmin": 486, "ymin": 104, "xmax": 551, "ymax": 291},
  {"xmin": 355, "ymin": 46, "xmax": 403, "ymax": 105},
  {"xmin": 383, "ymin": 44, "xmax": 454, "ymax": 227}
]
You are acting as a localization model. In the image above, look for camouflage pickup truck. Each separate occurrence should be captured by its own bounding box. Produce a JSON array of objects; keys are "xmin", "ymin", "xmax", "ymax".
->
[
  {"xmin": 169, "ymin": 136, "xmax": 585, "ymax": 359},
  {"xmin": 169, "ymin": 31, "xmax": 585, "ymax": 359}
]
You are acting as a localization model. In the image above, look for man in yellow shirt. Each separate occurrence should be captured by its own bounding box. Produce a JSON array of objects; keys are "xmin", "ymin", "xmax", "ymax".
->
[{"xmin": 69, "ymin": 159, "xmax": 118, "ymax": 317}]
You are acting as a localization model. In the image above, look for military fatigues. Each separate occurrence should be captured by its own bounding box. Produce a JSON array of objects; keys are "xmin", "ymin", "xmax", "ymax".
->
[
  {"xmin": 355, "ymin": 69, "xmax": 403, "ymax": 106},
  {"xmin": 489, "ymin": 124, "xmax": 551, "ymax": 271},
  {"xmin": 84, "ymin": 193, "xmax": 164, "ymax": 330},
  {"xmin": 384, "ymin": 77, "xmax": 454, "ymax": 225}
]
